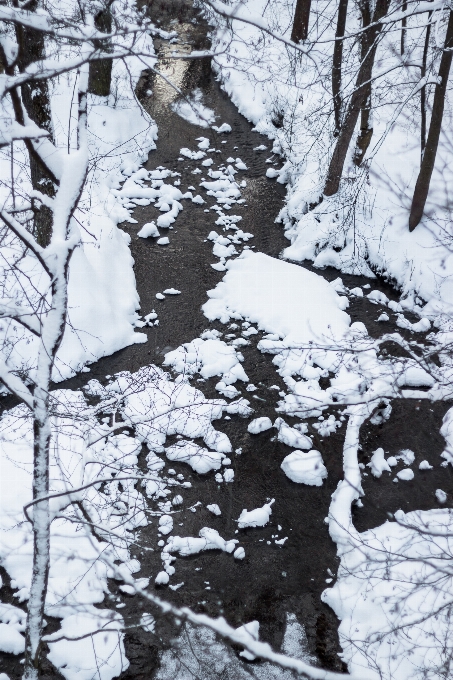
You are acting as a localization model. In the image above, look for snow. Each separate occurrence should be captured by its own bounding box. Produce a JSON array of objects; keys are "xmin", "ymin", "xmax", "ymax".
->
[
  {"xmin": 237, "ymin": 500, "xmax": 274, "ymax": 528},
  {"xmin": 164, "ymin": 337, "xmax": 249, "ymax": 388},
  {"xmin": 165, "ymin": 528, "xmax": 238, "ymax": 556},
  {"xmin": 0, "ymin": 622, "xmax": 25, "ymax": 654},
  {"xmin": 138, "ymin": 221, "xmax": 160, "ymax": 238},
  {"xmin": 435, "ymin": 489, "xmax": 447, "ymax": 503},
  {"xmin": 154, "ymin": 611, "xmax": 315, "ymax": 680},
  {"xmin": 171, "ymin": 89, "xmax": 216, "ymax": 128},
  {"xmin": 398, "ymin": 449, "xmax": 416, "ymax": 465},
  {"xmin": 203, "ymin": 251, "xmax": 350, "ymax": 344},
  {"xmin": 276, "ymin": 419, "xmax": 312, "ymax": 450},
  {"xmin": 396, "ymin": 468, "xmax": 415, "ymax": 481},
  {"xmin": 197, "ymin": 137, "xmax": 210, "ymax": 149},
  {"xmin": 159, "ymin": 515, "xmax": 174, "ymax": 535},
  {"xmin": 248, "ymin": 417, "xmax": 273, "ymax": 434},
  {"xmin": 367, "ymin": 448, "xmax": 391, "ymax": 478},
  {"xmin": 312, "ymin": 414, "xmax": 340, "ymax": 437},
  {"xmin": 212, "ymin": 123, "xmax": 232, "ymax": 133},
  {"xmin": 0, "ymin": 360, "xmax": 255, "ymax": 672},
  {"xmin": 155, "ymin": 571, "xmax": 170, "ymax": 585},
  {"xmin": 46, "ymin": 611, "xmax": 128, "ymax": 680},
  {"xmin": 166, "ymin": 441, "xmax": 225, "ymax": 474},
  {"xmin": 0, "ymin": 9, "xmax": 161, "ymax": 384},
  {"xmin": 281, "ymin": 450, "xmax": 327, "ymax": 486},
  {"xmin": 223, "ymin": 468, "xmax": 234, "ymax": 483},
  {"xmin": 323, "ymin": 508, "xmax": 453, "ymax": 680},
  {"xmin": 157, "ymin": 237, "xmax": 170, "ymax": 245},
  {"xmin": 0, "ymin": 392, "xmax": 141, "ymax": 678},
  {"xmin": 4, "ymin": 2, "xmax": 453, "ymax": 677},
  {"xmin": 209, "ymin": 0, "xmax": 453, "ymax": 324},
  {"xmin": 236, "ymin": 620, "xmax": 259, "ymax": 660}
]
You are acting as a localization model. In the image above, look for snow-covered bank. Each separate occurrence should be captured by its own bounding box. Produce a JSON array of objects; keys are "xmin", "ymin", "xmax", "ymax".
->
[
  {"xmin": 206, "ymin": 0, "xmax": 453, "ymax": 322},
  {"xmin": 0, "ymin": 3, "xmax": 159, "ymax": 383},
  {"xmin": 0, "ymin": 365, "xmax": 252, "ymax": 678}
]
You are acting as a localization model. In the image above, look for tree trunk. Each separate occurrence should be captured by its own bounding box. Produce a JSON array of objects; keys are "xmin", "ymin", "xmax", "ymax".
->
[
  {"xmin": 401, "ymin": 0, "xmax": 407, "ymax": 54},
  {"xmin": 23, "ymin": 415, "xmax": 51, "ymax": 680},
  {"xmin": 324, "ymin": 0, "xmax": 390, "ymax": 196},
  {"xmin": 420, "ymin": 14, "xmax": 432, "ymax": 157},
  {"xmin": 21, "ymin": 64, "xmax": 88, "ymax": 680},
  {"xmin": 23, "ymin": 270, "xmax": 72, "ymax": 680},
  {"xmin": 88, "ymin": 2, "xmax": 113, "ymax": 97},
  {"xmin": 15, "ymin": 0, "xmax": 55, "ymax": 248},
  {"xmin": 353, "ymin": 0, "xmax": 374, "ymax": 166},
  {"xmin": 409, "ymin": 10, "xmax": 453, "ymax": 230},
  {"xmin": 332, "ymin": 0, "xmax": 349, "ymax": 135},
  {"xmin": 291, "ymin": 0, "xmax": 312, "ymax": 43}
]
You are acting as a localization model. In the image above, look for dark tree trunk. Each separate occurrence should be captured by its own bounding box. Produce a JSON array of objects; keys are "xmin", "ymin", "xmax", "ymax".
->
[
  {"xmin": 15, "ymin": 0, "xmax": 55, "ymax": 248},
  {"xmin": 324, "ymin": 0, "xmax": 391, "ymax": 196},
  {"xmin": 88, "ymin": 2, "xmax": 113, "ymax": 97},
  {"xmin": 353, "ymin": 0, "xmax": 374, "ymax": 166},
  {"xmin": 332, "ymin": 0, "xmax": 349, "ymax": 135},
  {"xmin": 401, "ymin": 0, "xmax": 407, "ymax": 54},
  {"xmin": 409, "ymin": 10, "xmax": 453, "ymax": 230},
  {"xmin": 291, "ymin": 0, "xmax": 312, "ymax": 43},
  {"xmin": 420, "ymin": 13, "xmax": 432, "ymax": 157}
]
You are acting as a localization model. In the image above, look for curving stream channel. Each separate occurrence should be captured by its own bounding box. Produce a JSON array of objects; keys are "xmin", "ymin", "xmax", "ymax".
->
[{"xmin": 1, "ymin": 1, "xmax": 452, "ymax": 679}]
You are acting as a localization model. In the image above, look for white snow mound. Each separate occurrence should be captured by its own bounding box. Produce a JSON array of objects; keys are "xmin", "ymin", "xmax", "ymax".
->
[
  {"xmin": 203, "ymin": 252, "xmax": 350, "ymax": 344},
  {"xmin": 237, "ymin": 499, "xmax": 274, "ymax": 528},
  {"xmin": 248, "ymin": 417, "xmax": 272, "ymax": 434},
  {"xmin": 281, "ymin": 450, "xmax": 327, "ymax": 486}
]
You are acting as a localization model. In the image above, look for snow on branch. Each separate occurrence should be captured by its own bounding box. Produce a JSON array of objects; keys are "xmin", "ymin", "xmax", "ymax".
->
[
  {"xmin": 204, "ymin": 0, "xmax": 311, "ymax": 54},
  {"xmin": 0, "ymin": 357, "xmax": 33, "ymax": 408},
  {"xmin": 0, "ymin": 209, "xmax": 50, "ymax": 274},
  {"xmin": 0, "ymin": 300, "xmax": 41, "ymax": 336},
  {"xmin": 0, "ymin": 4, "xmax": 148, "ymax": 42}
]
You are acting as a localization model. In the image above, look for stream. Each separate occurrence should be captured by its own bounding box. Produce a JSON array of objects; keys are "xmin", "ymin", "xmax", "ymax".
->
[{"xmin": 1, "ymin": 1, "xmax": 451, "ymax": 678}]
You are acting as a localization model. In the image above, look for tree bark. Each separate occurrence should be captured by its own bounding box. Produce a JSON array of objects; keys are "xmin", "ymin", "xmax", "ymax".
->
[
  {"xmin": 324, "ymin": 0, "xmax": 391, "ymax": 196},
  {"xmin": 420, "ymin": 13, "xmax": 432, "ymax": 157},
  {"xmin": 23, "ymin": 413, "xmax": 51, "ymax": 680},
  {"xmin": 332, "ymin": 0, "xmax": 349, "ymax": 135},
  {"xmin": 88, "ymin": 2, "xmax": 113, "ymax": 97},
  {"xmin": 14, "ymin": 0, "xmax": 55, "ymax": 248},
  {"xmin": 21, "ymin": 64, "xmax": 88, "ymax": 680},
  {"xmin": 23, "ymin": 268, "xmax": 71, "ymax": 680},
  {"xmin": 353, "ymin": 0, "xmax": 374, "ymax": 166},
  {"xmin": 409, "ymin": 10, "xmax": 453, "ymax": 230},
  {"xmin": 401, "ymin": 0, "xmax": 407, "ymax": 54},
  {"xmin": 291, "ymin": 0, "xmax": 312, "ymax": 43}
]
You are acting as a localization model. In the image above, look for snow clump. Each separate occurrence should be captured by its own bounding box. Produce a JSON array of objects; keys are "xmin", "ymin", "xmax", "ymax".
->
[
  {"xmin": 367, "ymin": 448, "xmax": 392, "ymax": 478},
  {"xmin": 248, "ymin": 417, "xmax": 272, "ymax": 434},
  {"xmin": 281, "ymin": 450, "xmax": 327, "ymax": 486},
  {"xmin": 207, "ymin": 504, "xmax": 221, "ymax": 515},
  {"xmin": 237, "ymin": 499, "xmax": 275, "ymax": 528}
]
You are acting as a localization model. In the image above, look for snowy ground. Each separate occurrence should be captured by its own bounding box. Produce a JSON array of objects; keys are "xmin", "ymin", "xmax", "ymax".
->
[
  {"xmin": 0, "ymin": 0, "xmax": 158, "ymax": 384},
  {"xmin": 1, "ymin": 2, "xmax": 453, "ymax": 680},
  {"xmin": 206, "ymin": 0, "xmax": 453, "ymax": 321}
]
